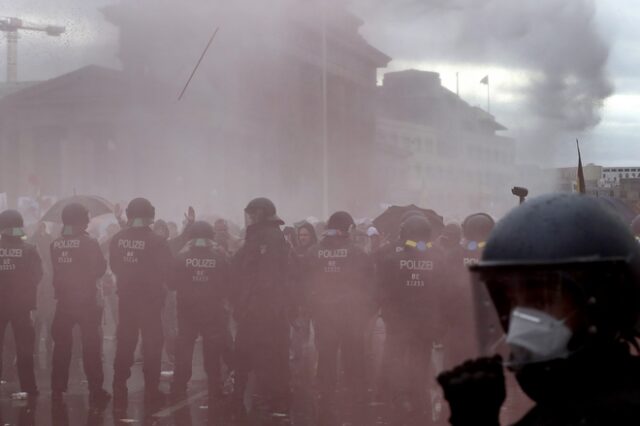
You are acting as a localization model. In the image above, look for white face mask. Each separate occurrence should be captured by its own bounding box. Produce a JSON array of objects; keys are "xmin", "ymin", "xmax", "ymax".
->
[{"xmin": 506, "ymin": 307, "xmax": 573, "ymax": 367}]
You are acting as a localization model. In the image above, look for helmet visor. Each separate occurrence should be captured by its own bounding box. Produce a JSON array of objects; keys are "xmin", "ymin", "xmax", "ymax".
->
[{"xmin": 470, "ymin": 258, "xmax": 631, "ymax": 365}]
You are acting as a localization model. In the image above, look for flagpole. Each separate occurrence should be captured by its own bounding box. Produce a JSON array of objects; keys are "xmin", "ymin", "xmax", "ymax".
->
[
  {"xmin": 487, "ymin": 79, "xmax": 491, "ymax": 114},
  {"xmin": 321, "ymin": 2, "xmax": 329, "ymax": 219}
]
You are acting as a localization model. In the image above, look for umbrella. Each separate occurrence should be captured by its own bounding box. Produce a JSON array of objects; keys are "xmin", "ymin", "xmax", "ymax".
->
[
  {"xmin": 373, "ymin": 204, "xmax": 445, "ymax": 241},
  {"xmin": 41, "ymin": 195, "xmax": 114, "ymax": 223}
]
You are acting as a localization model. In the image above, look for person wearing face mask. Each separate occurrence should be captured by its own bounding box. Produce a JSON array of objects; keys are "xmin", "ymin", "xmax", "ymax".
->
[
  {"xmin": 437, "ymin": 193, "xmax": 640, "ymax": 426},
  {"xmin": 49, "ymin": 203, "xmax": 110, "ymax": 406},
  {"xmin": 231, "ymin": 197, "xmax": 293, "ymax": 418}
]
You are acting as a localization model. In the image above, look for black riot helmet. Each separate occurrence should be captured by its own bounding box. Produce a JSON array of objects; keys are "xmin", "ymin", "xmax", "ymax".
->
[
  {"xmin": 327, "ymin": 211, "xmax": 355, "ymax": 235},
  {"xmin": 472, "ymin": 194, "xmax": 640, "ymax": 381},
  {"xmin": 126, "ymin": 198, "xmax": 155, "ymax": 226},
  {"xmin": 61, "ymin": 203, "xmax": 90, "ymax": 227},
  {"xmin": 400, "ymin": 216, "xmax": 432, "ymax": 242},
  {"xmin": 399, "ymin": 209, "xmax": 427, "ymax": 225},
  {"xmin": 244, "ymin": 197, "xmax": 281, "ymax": 226},
  {"xmin": 631, "ymin": 215, "xmax": 640, "ymax": 237},
  {"xmin": 462, "ymin": 213, "xmax": 495, "ymax": 243},
  {"xmin": 0, "ymin": 209, "xmax": 25, "ymax": 238},
  {"xmin": 189, "ymin": 221, "xmax": 216, "ymax": 240}
]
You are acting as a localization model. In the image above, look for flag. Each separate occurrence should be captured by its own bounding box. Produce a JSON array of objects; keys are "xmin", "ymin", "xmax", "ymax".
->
[
  {"xmin": 480, "ymin": 75, "xmax": 489, "ymax": 85},
  {"xmin": 576, "ymin": 139, "xmax": 586, "ymax": 194}
]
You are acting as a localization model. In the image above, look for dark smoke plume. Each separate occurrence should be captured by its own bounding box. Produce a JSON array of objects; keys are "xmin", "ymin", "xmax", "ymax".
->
[{"xmin": 351, "ymin": 0, "xmax": 613, "ymax": 161}]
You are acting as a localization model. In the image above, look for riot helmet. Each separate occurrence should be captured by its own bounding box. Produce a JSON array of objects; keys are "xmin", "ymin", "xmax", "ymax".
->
[
  {"xmin": 188, "ymin": 220, "xmax": 215, "ymax": 247},
  {"xmin": 399, "ymin": 216, "xmax": 432, "ymax": 251},
  {"xmin": 399, "ymin": 209, "xmax": 427, "ymax": 225},
  {"xmin": 61, "ymin": 203, "xmax": 90, "ymax": 235},
  {"xmin": 244, "ymin": 197, "xmax": 281, "ymax": 227},
  {"xmin": 0, "ymin": 210, "xmax": 25, "ymax": 238},
  {"xmin": 326, "ymin": 211, "xmax": 355, "ymax": 237},
  {"xmin": 126, "ymin": 198, "xmax": 155, "ymax": 227},
  {"xmin": 462, "ymin": 213, "xmax": 495, "ymax": 249},
  {"xmin": 471, "ymin": 194, "xmax": 640, "ymax": 400}
]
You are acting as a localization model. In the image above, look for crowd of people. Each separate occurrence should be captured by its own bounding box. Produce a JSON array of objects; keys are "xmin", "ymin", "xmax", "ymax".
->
[
  {"xmin": 3, "ymin": 193, "xmax": 640, "ymax": 426},
  {"xmin": 0, "ymin": 195, "xmax": 495, "ymax": 423}
]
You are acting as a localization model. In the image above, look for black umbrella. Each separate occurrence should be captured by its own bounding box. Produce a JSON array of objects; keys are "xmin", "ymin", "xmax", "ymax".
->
[
  {"xmin": 373, "ymin": 204, "xmax": 445, "ymax": 241},
  {"xmin": 41, "ymin": 195, "xmax": 114, "ymax": 223}
]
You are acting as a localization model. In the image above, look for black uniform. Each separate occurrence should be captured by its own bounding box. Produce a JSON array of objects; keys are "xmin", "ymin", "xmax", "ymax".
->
[
  {"xmin": 303, "ymin": 235, "xmax": 374, "ymax": 398},
  {"xmin": 377, "ymin": 242, "xmax": 445, "ymax": 404},
  {"xmin": 441, "ymin": 242, "xmax": 478, "ymax": 369},
  {"xmin": 170, "ymin": 240, "xmax": 230, "ymax": 396},
  {"xmin": 0, "ymin": 236, "xmax": 42, "ymax": 393},
  {"xmin": 232, "ymin": 218, "xmax": 292, "ymax": 408},
  {"xmin": 109, "ymin": 226, "xmax": 172, "ymax": 393},
  {"xmin": 50, "ymin": 231, "xmax": 107, "ymax": 394}
]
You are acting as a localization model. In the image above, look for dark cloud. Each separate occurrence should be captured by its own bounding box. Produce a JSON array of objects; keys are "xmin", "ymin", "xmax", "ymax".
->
[{"xmin": 351, "ymin": 0, "xmax": 614, "ymax": 162}]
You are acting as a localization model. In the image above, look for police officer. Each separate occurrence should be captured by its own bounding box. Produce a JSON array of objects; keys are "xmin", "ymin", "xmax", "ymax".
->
[
  {"xmin": 438, "ymin": 194, "xmax": 640, "ymax": 425},
  {"xmin": 169, "ymin": 221, "xmax": 230, "ymax": 401},
  {"xmin": 0, "ymin": 209, "xmax": 42, "ymax": 397},
  {"xmin": 303, "ymin": 211, "xmax": 374, "ymax": 409},
  {"xmin": 231, "ymin": 198, "xmax": 293, "ymax": 416},
  {"xmin": 110, "ymin": 198, "xmax": 173, "ymax": 407},
  {"xmin": 377, "ymin": 216, "xmax": 445, "ymax": 416},
  {"xmin": 460, "ymin": 213, "xmax": 495, "ymax": 267},
  {"xmin": 49, "ymin": 203, "xmax": 110, "ymax": 405}
]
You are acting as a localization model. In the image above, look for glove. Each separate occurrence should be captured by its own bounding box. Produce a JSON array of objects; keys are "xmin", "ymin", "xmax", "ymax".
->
[{"xmin": 437, "ymin": 355, "xmax": 505, "ymax": 426}]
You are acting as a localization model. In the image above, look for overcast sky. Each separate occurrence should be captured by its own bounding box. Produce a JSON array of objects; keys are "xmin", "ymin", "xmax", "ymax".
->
[{"xmin": 2, "ymin": 0, "xmax": 639, "ymax": 167}]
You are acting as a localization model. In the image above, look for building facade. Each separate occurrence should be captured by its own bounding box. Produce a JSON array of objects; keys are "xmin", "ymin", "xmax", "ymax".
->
[
  {"xmin": 374, "ymin": 70, "xmax": 516, "ymax": 219},
  {"xmin": 0, "ymin": 1, "xmax": 390, "ymax": 221}
]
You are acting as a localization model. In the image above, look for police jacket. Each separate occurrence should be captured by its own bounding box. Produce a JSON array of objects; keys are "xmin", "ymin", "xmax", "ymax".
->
[
  {"xmin": 302, "ymin": 235, "xmax": 374, "ymax": 317},
  {"xmin": 109, "ymin": 226, "xmax": 173, "ymax": 305},
  {"xmin": 0, "ymin": 236, "xmax": 43, "ymax": 312},
  {"xmin": 377, "ymin": 242, "xmax": 445, "ymax": 330},
  {"xmin": 170, "ymin": 240, "xmax": 230, "ymax": 322},
  {"xmin": 232, "ymin": 218, "xmax": 291, "ymax": 319},
  {"xmin": 50, "ymin": 231, "xmax": 106, "ymax": 306},
  {"xmin": 512, "ymin": 344, "xmax": 640, "ymax": 426},
  {"xmin": 461, "ymin": 242, "xmax": 485, "ymax": 268}
]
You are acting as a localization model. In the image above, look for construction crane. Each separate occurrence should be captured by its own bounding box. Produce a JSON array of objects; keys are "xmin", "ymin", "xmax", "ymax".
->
[{"xmin": 0, "ymin": 17, "xmax": 65, "ymax": 83}]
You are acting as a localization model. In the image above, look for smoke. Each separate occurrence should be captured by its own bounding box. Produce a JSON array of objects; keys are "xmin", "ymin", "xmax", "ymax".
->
[{"xmin": 351, "ymin": 0, "xmax": 613, "ymax": 163}]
